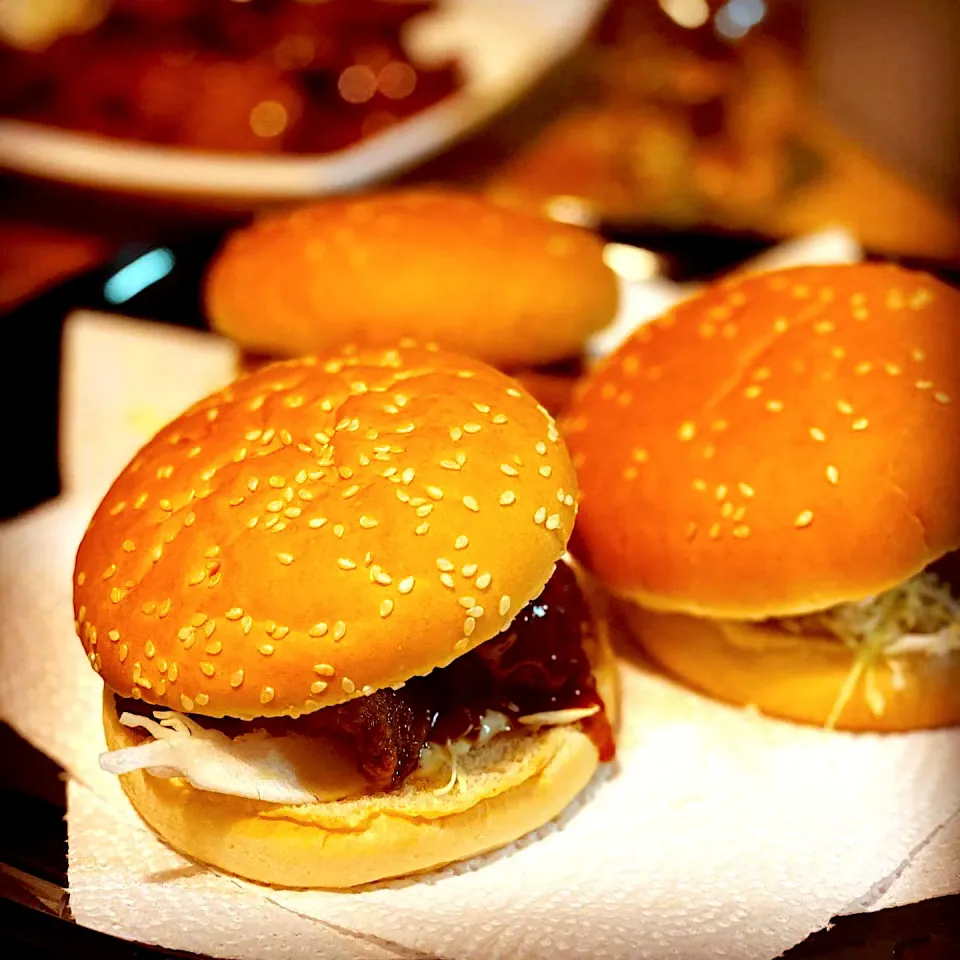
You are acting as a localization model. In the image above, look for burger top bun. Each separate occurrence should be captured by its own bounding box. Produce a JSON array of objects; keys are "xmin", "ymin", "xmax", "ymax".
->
[
  {"xmin": 205, "ymin": 188, "xmax": 618, "ymax": 367},
  {"xmin": 564, "ymin": 263, "xmax": 960, "ymax": 620},
  {"xmin": 75, "ymin": 345, "xmax": 578, "ymax": 719}
]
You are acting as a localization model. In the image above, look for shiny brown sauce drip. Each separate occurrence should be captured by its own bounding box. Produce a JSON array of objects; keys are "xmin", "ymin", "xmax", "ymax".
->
[{"xmin": 116, "ymin": 563, "xmax": 614, "ymax": 791}]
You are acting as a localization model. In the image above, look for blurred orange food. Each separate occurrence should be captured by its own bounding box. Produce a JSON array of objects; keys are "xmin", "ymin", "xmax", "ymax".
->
[{"xmin": 0, "ymin": 0, "xmax": 460, "ymax": 155}]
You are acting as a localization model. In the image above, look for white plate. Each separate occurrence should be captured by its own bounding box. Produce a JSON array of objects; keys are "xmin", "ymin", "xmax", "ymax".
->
[{"xmin": 0, "ymin": 0, "xmax": 606, "ymax": 203}]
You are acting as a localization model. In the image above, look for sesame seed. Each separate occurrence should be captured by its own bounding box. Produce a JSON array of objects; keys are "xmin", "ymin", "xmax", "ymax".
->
[
  {"xmin": 462, "ymin": 495, "xmax": 479, "ymax": 512},
  {"xmin": 721, "ymin": 502, "xmax": 734, "ymax": 518},
  {"xmin": 795, "ymin": 510, "xmax": 814, "ymax": 528},
  {"xmin": 916, "ymin": 380, "xmax": 934, "ymax": 390},
  {"xmin": 314, "ymin": 663, "xmax": 334, "ymax": 676},
  {"xmin": 260, "ymin": 687, "xmax": 275, "ymax": 704},
  {"xmin": 180, "ymin": 694, "xmax": 194, "ymax": 710},
  {"xmin": 437, "ymin": 558, "xmax": 454, "ymax": 572},
  {"xmin": 284, "ymin": 506, "xmax": 301, "ymax": 518},
  {"xmin": 766, "ymin": 400, "xmax": 784, "ymax": 413},
  {"xmin": 266, "ymin": 500, "xmax": 284, "ymax": 513},
  {"xmin": 911, "ymin": 348, "xmax": 926, "ymax": 363},
  {"xmin": 229, "ymin": 669, "xmax": 244, "ymax": 688},
  {"xmin": 499, "ymin": 490, "xmax": 517, "ymax": 506},
  {"xmin": 341, "ymin": 678, "xmax": 356, "ymax": 694},
  {"xmin": 464, "ymin": 617, "xmax": 476, "ymax": 637},
  {"xmin": 200, "ymin": 662, "xmax": 215, "ymax": 677},
  {"xmin": 533, "ymin": 506, "xmax": 547, "ymax": 525},
  {"xmin": 677, "ymin": 421, "xmax": 696, "ymax": 442},
  {"xmin": 733, "ymin": 506, "xmax": 747, "ymax": 521},
  {"xmin": 837, "ymin": 400, "xmax": 854, "ymax": 416},
  {"xmin": 415, "ymin": 522, "xmax": 430, "ymax": 536},
  {"xmin": 440, "ymin": 571, "xmax": 456, "ymax": 589},
  {"xmin": 810, "ymin": 427, "xmax": 826, "ymax": 442},
  {"xmin": 715, "ymin": 484, "xmax": 728, "ymax": 501},
  {"xmin": 935, "ymin": 392, "xmax": 951, "ymax": 404},
  {"xmin": 545, "ymin": 513, "xmax": 561, "ymax": 531},
  {"xmin": 309, "ymin": 623, "xmax": 328, "ymax": 637},
  {"xmin": 708, "ymin": 523, "xmax": 721, "ymax": 540},
  {"xmin": 398, "ymin": 576, "xmax": 415, "ymax": 595},
  {"xmin": 744, "ymin": 385, "xmax": 762, "ymax": 399},
  {"xmin": 277, "ymin": 552, "xmax": 295, "ymax": 565},
  {"xmin": 333, "ymin": 524, "xmax": 345, "ymax": 537},
  {"xmin": 499, "ymin": 595, "xmax": 511, "ymax": 616},
  {"xmin": 333, "ymin": 621, "xmax": 346, "ymax": 641},
  {"xmin": 416, "ymin": 504, "xmax": 433, "ymax": 518},
  {"xmin": 337, "ymin": 558, "xmax": 356, "ymax": 570},
  {"xmin": 813, "ymin": 320, "xmax": 835, "ymax": 335},
  {"xmin": 342, "ymin": 484, "xmax": 360, "ymax": 499},
  {"xmin": 308, "ymin": 517, "xmax": 327, "ymax": 529},
  {"xmin": 310, "ymin": 680, "xmax": 327, "ymax": 695},
  {"xmin": 732, "ymin": 525, "xmax": 750, "ymax": 539},
  {"xmin": 826, "ymin": 465, "xmax": 839, "ymax": 485},
  {"xmin": 500, "ymin": 463, "xmax": 519, "ymax": 478},
  {"xmin": 380, "ymin": 599, "xmax": 394, "ymax": 618},
  {"xmin": 852, "ymin": 418, "xmax": 869, "ymax": 430}
]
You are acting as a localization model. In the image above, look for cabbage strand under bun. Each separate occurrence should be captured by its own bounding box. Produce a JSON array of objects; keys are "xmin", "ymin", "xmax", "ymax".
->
[
  {"xmin": 76, "ymin": 344, "xmax": 617, "ymax": 887},
  {"xmin": 564, "ymin": 262, "xmax": 960, "ymax": 731}
]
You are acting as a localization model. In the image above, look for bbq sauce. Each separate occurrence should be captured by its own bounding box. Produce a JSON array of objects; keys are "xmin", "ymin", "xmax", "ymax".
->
[
  {"xmin": 115, "ymin": 562, "xmax": 615, "ymax": 788},
  {"xmin": 408, "ymin": 561, "xmax": 615, "ymax": 760}
]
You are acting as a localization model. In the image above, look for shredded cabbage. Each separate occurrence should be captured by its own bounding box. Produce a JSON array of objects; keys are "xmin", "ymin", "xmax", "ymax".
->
[
  {"xmin": 101, "ymin": 711, "xmax": 326, "ymax": 805},
  {"xmin": 774, "ymin": 570, "xmax": 960, "ymax": 725}
]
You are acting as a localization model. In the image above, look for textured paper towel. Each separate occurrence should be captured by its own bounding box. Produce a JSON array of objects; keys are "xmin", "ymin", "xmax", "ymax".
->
[
  {"xmin": 4, "ymin": 515, "xmax": 958, "ymax": 960},
  {"xmin": 1, "ymin": 264, "xmax": 958, "ymax": 959}
]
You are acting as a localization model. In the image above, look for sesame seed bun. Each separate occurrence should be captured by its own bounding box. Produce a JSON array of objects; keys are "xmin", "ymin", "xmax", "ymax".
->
[
  {"xmin": 565, "ymin": 263, "xmax": 960, "ymax": 619},
  {"xmin": 99, "ymin": 576, "xmax": 619, "ymax": 888},
  {"xmin": 74, "ymin": 345, "xmax": 579, "ymax": 720},
  {"xmin": 204, "ymin": 188, "xmax": 618, "ymax": 369},
  {"xmin": 620, "ymin": 603, "xmax": 960, "ymax": 732}
]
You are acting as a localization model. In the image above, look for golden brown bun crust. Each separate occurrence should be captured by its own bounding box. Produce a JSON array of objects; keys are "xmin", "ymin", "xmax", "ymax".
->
[
  {"xmin": 205, "ymin": 189, "xmax": 617, "ymax": 367},
  {"xmin": 74, "ymin": 346, "xmax": 578, "ymax": 719},
  {"xmin": 565, "ymin": 264, "xmax": 960, "ymax": 618},
  {"xmin": 621, "ymin": 602, "xmax": 960, "ymax": 732},
  {"xmin": 101, "ymin": 618, "xmax": 616, "ymax": 888}
]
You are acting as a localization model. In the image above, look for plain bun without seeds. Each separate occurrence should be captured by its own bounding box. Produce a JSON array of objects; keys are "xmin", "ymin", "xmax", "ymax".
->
[
  {"xmin": 75, "ymin": 344, "xmax": 617, "ymax": 887},
  {"xmin": 564, "ymin": 262, "xmax": 960, "ymax": 731}
]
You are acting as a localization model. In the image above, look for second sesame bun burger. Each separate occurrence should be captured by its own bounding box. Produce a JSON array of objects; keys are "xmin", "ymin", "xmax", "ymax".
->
[
  {"xmin": 204, "ymin": 188, "xmax": 619, "ymax": 414},
  {"xmin": 75, "ymin": 344, "xmax": 617, "ymax": 888},
  {"xmin": 564, "ymin": 262, "xmax": 960, "ymax": 732}
]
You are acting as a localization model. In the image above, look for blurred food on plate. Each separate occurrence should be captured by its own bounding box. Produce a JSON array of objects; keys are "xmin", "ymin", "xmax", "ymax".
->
[{"xmin": 0, "ymin": 0, "xmax": 460, "ymax": 154}]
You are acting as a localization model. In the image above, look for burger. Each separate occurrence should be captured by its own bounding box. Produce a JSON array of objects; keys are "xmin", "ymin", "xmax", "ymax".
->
[
  {"xmin": 74, "ymin": 344, "xmax": 617, "ymax": 888},
  {"xmin": 563, "ymin": 262, "xmax": 960, "ymax": 731},
  {"xmin": 203, "ymin": 188, "xmax": 619, "ymax": 414}
]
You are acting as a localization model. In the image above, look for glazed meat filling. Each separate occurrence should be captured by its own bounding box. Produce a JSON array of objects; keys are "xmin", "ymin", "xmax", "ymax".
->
[{"xmin": 117, "ymin": 562, "xmax": 614, "ymax": 791}]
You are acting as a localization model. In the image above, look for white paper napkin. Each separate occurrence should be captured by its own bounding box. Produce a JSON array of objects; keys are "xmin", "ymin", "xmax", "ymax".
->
[{"xmin": 1, "ymin": 237, "xmax": 957, "ymax": 960}]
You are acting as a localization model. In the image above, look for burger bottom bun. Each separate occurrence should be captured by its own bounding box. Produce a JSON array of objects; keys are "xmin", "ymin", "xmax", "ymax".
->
[
  {"xmin": 236, "ymin": 352, "xmax": 581, "ymax": 416},
  {"xmin": 102, "ymin": 610, "xmax": 618, "ymax": 889},
  {"xmin": 620, "ymin": 602, "xmax": 960, "ymax": 732}
]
